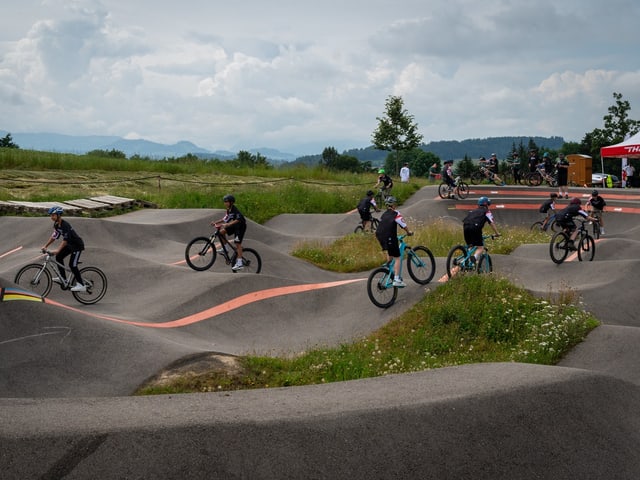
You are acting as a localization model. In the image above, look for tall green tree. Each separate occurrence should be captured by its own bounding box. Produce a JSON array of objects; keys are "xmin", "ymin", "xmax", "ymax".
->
[{"xmin": 371, "ymin": 95, "xmax": 423, "ymax": 176}]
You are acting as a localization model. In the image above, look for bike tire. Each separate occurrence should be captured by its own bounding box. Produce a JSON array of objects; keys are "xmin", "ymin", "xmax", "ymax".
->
[
  {"xmin": 592, "ymin": 222, "xmax": 600, "ymax": 239},
  {"xmin": 527, "ymin": 172, "xmax": 542, "ymax": 186},
  {"xmin": 577, "ymin": 235, "xmax": 595, "ymax": 262},
  {"xmin": 14, "ymin": 264, "xmax": 52, "ymax": 297},
  {"xmin": 366, "ymin": 266, "xmax": 397, "ymax": 308},
  {"xmin": 549, "ymin": 177, "xmax": 558, "ymax": 188},
  {"xmin": 371, "ymin": 218, "xmax": 380, "ymax": 232},
  {"xmin": 230, "ymin": 247, "xmax": 262, "ymax": 274},
  {"xmin": 550, "ymin": 231, "xmax": 569, "ymax": 264},
  {"xmin": 491, "ymin": 175, "xmax": 502, "ymax": 186},
  {"xmin": 406, "ymin": 246, "xmax": 436, "ymax": 285},
  {"xmin": 457, "ymin": 182, "xmax": 470, "ymax": 199},
  {"xmin": 477, "ymin": 254, "xmax": 493, "ymax": 274},
  {"xmin": 446, "ymin": 245, "xmax": 469, "ymax": 278},
  {"xmin": 530, "ymin": 221, "xmax": 544, "ymax": 232},
  {"xmin": 354, "ymin": 225, "xmax": 364, "ymax": 234},
  {"xmin": 438, "ymin": 183, "xmax": 450, "ymax": 199},
  {"xmin": 470, "ymin": 172, "xmax": 483, "ymax": 185},
  {"xmin": 73, "ymin": 266, "xmax": 108, "ymax": 304},
  {"xmin": 549, "ymin": 218, "xmax": 561, "ymax": 233},
  {"xmin": 185, "ymin": 236, "xmax": 216, "ymax": 271}
]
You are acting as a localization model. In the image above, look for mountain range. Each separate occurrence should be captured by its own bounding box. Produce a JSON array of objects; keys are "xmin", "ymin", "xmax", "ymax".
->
[{"xmin": 1, "ymin": 130, "xmax": 566, "ymax": 163}]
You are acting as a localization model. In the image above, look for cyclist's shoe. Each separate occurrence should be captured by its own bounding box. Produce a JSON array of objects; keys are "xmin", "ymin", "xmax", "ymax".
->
[
  {"xmin": 564, "ymin": 194, "xmax": 569, "ymax": 199},
  {"xmin": 52, "ymin": 277, "xmax": 64, "ymax": 285},
  {"xmin": 392, "ymin": 278, "xmax": 406, "ymax": 288},
  {"xmin": 600, "ymin": 228, "xmax": 605, "ymax": 235},
  {"xmin": 70, "ymin": 283, "xmax": 86, "ymax": 292},
  {"xmin": 232, "ymin": 260, "xmax": 244, "ymax": 271}
]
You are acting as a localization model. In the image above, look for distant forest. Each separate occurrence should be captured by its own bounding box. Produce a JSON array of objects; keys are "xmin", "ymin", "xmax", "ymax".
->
[{"xmin": 293, "ymin": 136, "xmax": 565, "ymax": 166}]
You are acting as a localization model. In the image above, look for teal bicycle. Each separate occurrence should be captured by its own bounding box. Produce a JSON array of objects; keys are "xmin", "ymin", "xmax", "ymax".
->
[
  {"xmin": 366, "ymin": 234, "xmax": 436, "ymax": 308},
  {"xmin": 445, "ymin": 234, "xmax": 499, "ymax": 278}
]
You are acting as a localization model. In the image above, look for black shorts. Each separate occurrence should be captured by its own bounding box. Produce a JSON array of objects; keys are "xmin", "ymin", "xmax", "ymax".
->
[
  {"xmin": 378, "ymin": 236, "xmax": 400, "ymax": 257},
  {"xmin": 225, "ymin": 223, "xmax": 246, "ymax": 243},
  {"xmin": 463, "ymin": 227, "xmax": 484, "ymax": 247},
  {"xmin": 359, "ymin": 210, "xmax": 372, "ymax": 222}
]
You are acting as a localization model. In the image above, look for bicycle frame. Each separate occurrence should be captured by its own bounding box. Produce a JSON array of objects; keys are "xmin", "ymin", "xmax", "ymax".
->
[{"xmin": 40, "ymin": 253, "xmax": 80, "ymax": 288}]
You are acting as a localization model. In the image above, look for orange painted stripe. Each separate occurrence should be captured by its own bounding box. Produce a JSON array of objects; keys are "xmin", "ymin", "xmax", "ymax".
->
[
  {"xmin": 43, "ymin": 278, "xmax": 366, "ymax": 328},
  {"xmin": 0, "ymin": 246, "xmax": 22, "ymax": 259}
]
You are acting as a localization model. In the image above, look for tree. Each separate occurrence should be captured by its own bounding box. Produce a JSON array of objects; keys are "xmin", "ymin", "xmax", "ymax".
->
[
  {"xmin": 0, "ymin": 133, "xmax": 19, "ymax": 149},
  {"xmin": 371, "ymin": 95, "xmax": 423, "ymax": 176}
]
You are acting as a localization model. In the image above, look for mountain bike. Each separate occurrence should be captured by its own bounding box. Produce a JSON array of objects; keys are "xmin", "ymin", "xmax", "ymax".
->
[
  {"xmin": 374, "ymin": 187, "xmax": 391, "ymax": 206},
  {"xmin": 445, "ymin": 234, "xmax": 499, "ymax": 278},
  {"xmin": 525, "ymin": 164, "xmax": 558, "ymax": 187},
  {"xmin": 14, "ymin": 250, "xmax": 108, "ymax": 304},
  {"xmin": 366, "ymin": 234, "xmax": 436, "ymax": 308},
  {"xmin": 354, "ymin": 216, "xmax": 380, "ymax": 234},
  {"xmin": 530, "ymin": 213, "xmax": 560, "ymax": 233},
  {"xmin": 585, "ymin": 209, "xmax": 602, "ymax": 239},
  {"xmin": 185, "ymin": 227, "xmax": 262, "ymax": 273},
  {"xmin": 470, "ymin": 166, "xmax": 503, "ymax": 186},
  {"xmin": 438, "ymin": 176, "xmax": 469, "ymax": 200},
  {"xmin": 549, "ymin": 219, "xmax": 596, "ymax": 264}
]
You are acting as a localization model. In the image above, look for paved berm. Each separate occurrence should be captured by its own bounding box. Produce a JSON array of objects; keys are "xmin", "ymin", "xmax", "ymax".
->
[{"xmin": 2, "ymin": 185, "xmax": 640, "ymax": 479}]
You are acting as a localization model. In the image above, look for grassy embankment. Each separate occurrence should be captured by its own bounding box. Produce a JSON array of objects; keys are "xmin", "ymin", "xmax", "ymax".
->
[{"xmin": 0, "ymin": 148, "xmax": 599, "ymax": 394}]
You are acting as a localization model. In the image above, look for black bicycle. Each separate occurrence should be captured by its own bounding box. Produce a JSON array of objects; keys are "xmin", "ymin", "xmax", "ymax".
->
[
  {"xmin": 470, "ymin": 166, "xmax": 502, "ymax": 186},
  {"xmin": 354, "ymin": 215, "xmax": 380, "ymax": 234},
  {"xmin": 185, "ymin": 228, "xmax": 262, "ymax": 273},
  {"xmin": 549, "ymin": 220, "xmax": 596, "ymax": 264},
  {"xmin": 438, "ymin": 176, "xmax": 469, "ymax": 200}
]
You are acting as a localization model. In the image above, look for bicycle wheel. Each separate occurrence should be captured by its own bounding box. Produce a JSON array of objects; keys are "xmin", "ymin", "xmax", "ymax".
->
[
  {"xmin": 354, "ymin": 224, "xmax": 365, "ymax": 234},
  {"xmin": 371, "ymin": 217, "xmax": 380, "ymax": 232},
  {"xmin": 592, "ymin": 221, "xmax": 600, "ymax": 239},
  {"xmin": 477, "ymin": 254, "xmax": 493, "ymax": 274},
  {"xmin": 527, "ymin": 172, "xmax": 542, "ymax": 186},
  {"xmin": 406, "ymin": 246, "xmax": 436, "ymax": 285},
  {"xmin": 231, "ymin": 247, "xmax": 262, "ymax": 274},
  {"xmin": 577, "ymin": 235, "xmax": 595, "ymax": 262},
  {"xmin": 549, "ymin": 231, "xmax": 569, "ymax": 264},
  {"xmin": 438, "ymin": 183, "xmax": 450, "ymax": 199},
  {"xmin": 491, "ymin": 174, "xmax": 502, "ymax": 186},
  {"xmin": 185, "ymin": 236, "xmax": 216, "ymax": 271},
  {"xmin": 530, "ymin": 221, "xmax": 544, "ymax": 232},
  {"xmin": 73, "ymin": 266, "xmax": 108, "ymax": 304},
  {"xmin": 549, "ymin": 217, "xmax": 561, "ymax": 233},
  {"xmin": 14, "ymin": 264, "xmax": 52, "ymax": 297},
  {"xmin": 548, "ymin": 177, "xmax": 558, "ymax": 188},
  {"xmin": 470, "ymin": 172, "xmax": 483, "ymax": 185},
  {"xmin": 456, "ymin": 182, "xmax": 470, "ymax": 199},
  {"xmin": 446, "ymin": 245, "xmax": 469, "ymax": 278},
  {"xmin": 366, "ymin": 266, "xmax": 397, "ymax": 308}
]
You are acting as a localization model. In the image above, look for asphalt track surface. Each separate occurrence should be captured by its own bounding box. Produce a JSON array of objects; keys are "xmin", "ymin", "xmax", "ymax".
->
[{"xmin": 2, "ymin": 185, "xmax": 640, "ymax": 478}]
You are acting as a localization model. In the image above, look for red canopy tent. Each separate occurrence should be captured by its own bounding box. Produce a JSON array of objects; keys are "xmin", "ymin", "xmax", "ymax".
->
[{"xmin": 600, "ymin": 131, "xmax": 640, "ymax": 158}]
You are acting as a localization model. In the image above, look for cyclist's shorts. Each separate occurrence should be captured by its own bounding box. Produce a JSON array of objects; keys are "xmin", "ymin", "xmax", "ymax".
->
[
  {"xmin": 557, "ymin": 219, "xmax": 576, "ymax": 232},
  {"xmin": 225, "ymin": 223, "xmax": 246, "ymax": 243},
  {"xmin": 463, "ymin": 227, "xmax": 484, "ymax": 247},
  {"xmin": 378, "ymin": 236, "xmax": 400, "ymax": 257},
  {"xmin": 359, "ymin": 210, "xmax": 372, "ymax": 221}
]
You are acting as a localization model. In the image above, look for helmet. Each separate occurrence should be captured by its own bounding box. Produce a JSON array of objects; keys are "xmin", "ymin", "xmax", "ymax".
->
[
  {"xmin": 378, "ymin": 168, "xmax": 385, "ymax": 174},
  {"xmin": 550, "ymin": 193, "xmax": 558, "ymax": 198},
  {"xmin": 570, "ymin": 197, "xmax": 581, "ymax": 205},
  {"xmin": 477, "ymin": 196, "xmax": 491, "ymax": 206},
  {"xmin": 47, "ymin": 206, "xmax": 63, "ymax": 215},
  {"xmin": 591, "ymin": 190, "xmax": 599, "ymax": 196},
  {"xmin": 543, "ymin": 152, "xmax": 549, "ymax": 157},
  {"xmin": 384, "ymin": 196, "xmax": 397, "ymax": 206},
  {"xmin": 366, "ymin": 190, "xmax": 374, "ymax": 196},
  {"xmin": 223, "ymin": 194, "xmax": 235, "ymax": 203}
]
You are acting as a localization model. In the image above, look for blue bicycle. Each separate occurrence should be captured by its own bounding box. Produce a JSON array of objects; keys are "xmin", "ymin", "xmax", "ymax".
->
[
  {"xmin": 366, "ymin": 234, "xmax": 436, "ymax": 308},
  {"xmin": 445, "ymin": 234, "xmax": 499, "ymax": 278}
]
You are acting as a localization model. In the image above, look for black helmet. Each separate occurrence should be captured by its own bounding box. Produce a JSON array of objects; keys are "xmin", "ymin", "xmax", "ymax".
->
[
  {"xmin": 366, "ymin": 190, "xmax": 374, "ymax": 196},
  {"xmin": 591, "ymin": 190, "xmax": 599, "ymax": 196},
  {"xmin": 223, "ymin": 194, "xmax": 235, "ymax": 203}
]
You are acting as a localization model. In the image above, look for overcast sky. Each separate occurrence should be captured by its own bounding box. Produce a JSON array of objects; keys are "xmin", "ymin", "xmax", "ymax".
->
[{"xmin": 1, "ymin": 0, "xmax": 639, "ymax": 155}]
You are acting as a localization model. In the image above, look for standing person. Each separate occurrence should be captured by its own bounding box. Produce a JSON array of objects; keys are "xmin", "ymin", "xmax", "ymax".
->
[
  {"xmin": 528, "ymin": 150, "xmax": 539, "ymax": 173},
  {"xmin": 462, "ymin": 197, "xmax": 501, "ymax": 263},
  {"xmin": 542, "ymin": 152, "xmax": 554, "ymax": 175},
  {"xmin": 375, "ymin": 196, "xmax": 413, "ymax": 288},
  {"xmin": 212, "ymin": 194, "xmax": 246, "ymax": 271},
  {"xmin": 442, "ymin": 160, "xmax": 456, "ymax": 198},
  {"xmin": 357, "ymin": 190, "xmax": 380, "ymax": 232},
  {"xmin": 374, "ymin": 168, "xmax": 394, "ymax": 197},
  {"xmin": 41, "ymin": 206, "xmax": 86, "ymax": 292},
  {"xmin": 509, "ymin": 152, "xmax": 523, "ymax": 185},
  {"xmin": 428, "ymin": 163, "xmax": 439, "ymax": 181},
  {"xmin": 556, "ymin": 153, "xmax": 570, "ymax": 198},
  {"xmin": 586, "ymin": 190, "xmax": 607, "ymax": 235},
  {"xmin": 487, "ymin": 153, "xmax": 499, "ymax": 176},
  {"xmin": 623, "ymin": 163, "xmax": 635, "ymax": 188},
  {"xmin": 400, "ymin": 162, "xmax": 410, "ymax": 183},
  {"xmin": 556, "ymin": 197, "xmax": 598, "ymax": 249}
]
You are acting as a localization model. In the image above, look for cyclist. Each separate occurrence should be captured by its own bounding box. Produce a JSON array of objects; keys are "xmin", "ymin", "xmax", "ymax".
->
[
  {"xmin": 375, "ymin": 196, "xmax": 413, "ymax": 288},
  {"xmin": 586, "ymin": 190, "xmax": 606, "ymax": 235},
  {"xmin": 357, "ymin": 190, "xmax": 380, "ymax": 232},
  {"xmin": 374, "ymin": 168, "xmax": 393, "ymax": 198},
  {"xmin": 442, "ymin": 160, "xmax": 456, "ymax": 197},
  {"xmin": 462, "ymin": 196, "xmax": 501, "ymax": 263},
  {"xmin": 555, "ymin": 197, "xmax": 598, "ymax": 250},
  {"xmin": 538, "ymin": 193, "xmax": 559, "ymax": 231},
  {"xmin": 212, "ymin": 194, "xmax": 246, "ymax": 271},
  {"xmin": 41, "ymin": 206, "xmax": 86, "ymax": 292},
  {"xmin": 509, "ymin": 152, "xmax": 523, "ymax": 185},
  {"xmin": 479, "ymin": 156, "xmax": 506, "ymax": 186}
]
